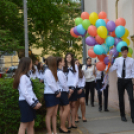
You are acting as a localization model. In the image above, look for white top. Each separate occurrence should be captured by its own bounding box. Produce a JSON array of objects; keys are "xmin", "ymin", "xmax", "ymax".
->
[
  {"xmin": 57, "ymin": 69, "xmax": 69, "ymax": 92},
  {"xmin": 95, "ymin": 69, "xmax": 102, "ymax": 80},
  {"xmin": 37, "ymin": 70, "xmax": 44, "ymax": 80},
  {"xmin": 77, "ymin": 75, "xmax": 86, "ymax": 89},
  {"xmin": 82, "ymin": 65, "xmax": 95, "ymax": 82},
  {"xmin": 44, "ymin": 69, "xmax": 59, "ymax": 94},
  {"xmin": 64, "ymin": 64, "xmax": 79, "ymax": 88},
  {"xmin": 110, "ymin": 57, "xmax": 134, "ymax": 79},
  {"xmin": 18, "ymin": 75, "xmax": 38, "ymax": 107},
  {"xmin": 29, "ymin": 70, "xmax": 37, "ymax": 79}
]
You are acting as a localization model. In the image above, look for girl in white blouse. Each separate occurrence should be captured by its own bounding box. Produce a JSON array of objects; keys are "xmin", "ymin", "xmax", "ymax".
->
[
  {"xmin": 82, "ymin": 57, "xmax": 95, "ymax": 106},
  {"xmin": 57, "ymin": 57, "xmax": 70, "ymax": 133},
  {"xmin": 63, "ymin": 53, "xmax": 79, "ymax": 129},
  {"xmin": 13, "ymin": 57, "xmax": 42, "ymax": 134},
  {"xmin": 44, "ymin": 56, "xmax": 61, "ymax": 134},
  {"xmin": 37, "ymin": 62, "xmax": 44, "ymax": 82},
  {"xmin": 29, "ymin": 65, "xmax": 38, "ymax": 79}
]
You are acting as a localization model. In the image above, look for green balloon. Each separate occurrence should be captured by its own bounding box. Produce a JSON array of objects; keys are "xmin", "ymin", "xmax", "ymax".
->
[
  {"xmin": 82, "ymin": 19, "xmax": 91, "ymax": 30},
  {"xmin": 129, "ymin": 47, "xmax": 133, "ymax": 54},
  {"xmin": 75, "ymin": 17, "xmax": 83, "ymax": 26}
]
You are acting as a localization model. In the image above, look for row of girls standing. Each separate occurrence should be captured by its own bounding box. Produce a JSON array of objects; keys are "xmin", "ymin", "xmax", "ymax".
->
[{"xmin": 13, "ymin": 53, "xmax": 87, "ymax": 134}]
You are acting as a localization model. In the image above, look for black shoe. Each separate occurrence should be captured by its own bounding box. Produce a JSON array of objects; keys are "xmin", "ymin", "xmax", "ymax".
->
[
  {"xmin": 59, "ymin": 128, "xmax": 71, "ymax": 133},
  {"xmin": 121, "ymin": 116, "xmax": 127, "ymax": 122},
  {"xmin": 68, "ymin": 127, "xmax": 71, "ymax": 129},
  {"xmin": 132, "ymin": 119, "xmax": 134, "ymax": 123},
  {"xmin": 75, "ymin": 121, "xmax": 79, "ymax": 123},
  {"xmin": 99, "ymin": 107, "xmax": 102, "ymax": 112},
  {"xmin": 91, "ymin": 104, "xmax": 94, "ymax": 107},
  {"xmin": 83, "ymin": 120, "xmax": 87, "ymax": 122},
  {"xmin": 71, "ymin": 126, "xmax": 77, "ymax": 129},
  {"xmin": 105, "ymin": 109, "xmax": 109, "ymax": 112},
  {"xmin": 78, "ymin": 116, "xmax": 81, "ymax": 119},
  {"xmin": 86, "ymin": 102, "xmax": 88, "ymax": 106}
]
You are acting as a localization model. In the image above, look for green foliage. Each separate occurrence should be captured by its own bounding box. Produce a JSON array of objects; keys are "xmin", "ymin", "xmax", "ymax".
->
[{"xmin": 0, "ymin": 78, "xmax": 45, "ymax": 134}]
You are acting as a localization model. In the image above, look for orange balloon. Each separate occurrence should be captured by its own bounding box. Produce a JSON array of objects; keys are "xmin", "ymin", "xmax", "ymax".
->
[
  {"xmin": 88, "ymin": 48, "xmax": 97, "ymax": 58},
  {"xmin": 97, "ymin": 55, "xmax": 107, "ymax": 61},
  {"xmin": 115, "ymin": 18, "xmax": 126, "ymax": 26},
  {"xmin": 81, "ymin": 12, "xmax": 90, "ymax": 20},
  {"xmin": 95, "ymin": 35, "xmax": 105, "ymax": 44},
  {"xmin": 96, "ymin": 61, "xmax": 106, "ymax": 71},
  {"xmin": 103, "ymin": 19, "xmax": 109, "ymax": 24},
  {"xmin": 99, "ymin": 11, "xmax": 107, "ymax": 19},
  {"xmin": 70, "ymin": 28, "xmax": 78, "ymax": 38},
  {"xmin": 109, "ymin": 31, "xmax": 116, "ymax": 37},
  {"xmin": 88, "ymin": 25, "xmax": 97, "ymax": 37}
]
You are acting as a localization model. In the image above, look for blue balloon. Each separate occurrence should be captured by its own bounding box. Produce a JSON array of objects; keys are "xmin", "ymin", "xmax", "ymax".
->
[
  {"xmin": 116, "ymin": 41, "xmax": 127, "ymax": 52},
  {"xmin": 94, "ymin": 45, "xmax": 104, "ymax": 55},
  {"xmin": 95, "ymin": 19, "xmax": 106, "ymax": 28},
  {"xmin": 106, "ymin": 36, "xmax": 115, "ymax": 47},
  {"xmin": 102, "ymin": 44, "xmax": 109, "ymax": 54},
  {"xmin": 115, "ymin": 26, "xmax": 125, "ymax": 38},
  {"xmin": 76, "ymin": 24, "xmax": 86, "ymax": 35}
]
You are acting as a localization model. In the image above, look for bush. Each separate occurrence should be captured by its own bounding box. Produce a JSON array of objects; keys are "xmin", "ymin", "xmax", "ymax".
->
[{"xmin": 0, "ymin": 78, "xmax": 45, "ymax": 134}]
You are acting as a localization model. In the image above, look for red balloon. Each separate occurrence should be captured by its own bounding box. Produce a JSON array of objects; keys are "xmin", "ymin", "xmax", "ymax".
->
[
  {"xmin": 115, "ymin": 18, "xmax": 126, "ymax": 26},
  {"xmin": 70, "ymin": 28, "xmax": 78, "ymax": 38},
  {"xmin": 109, "ymin": 31, "xmax": 116, "ymax": 37},
  {"xmin": 99, "ymin": 11, "xmax": 107, "ymax": 19},
  {"xmin": 88, "ymin": 26, "xmax": 97, "ymax": 37},
  {"xmin": 95, "ymin": 35, "xmax": 105, "ymax": 44},
  {"xmin": 103, "ymin": 19, "xmax": 109, "ymax": 24},
  {"xmin": 97, "ymin": 55, "xmax": 107, "ymax": 61},
  {"xmin": 96, "ymin": 61, "xmax": 106, "ymax": 71},
  {"xmin": 88, "ymin": 48, "xmax": 97, "ymax": 58},
  {"xmin": 81, "ymin": 12, "xmax": 90, "ymax": 20}
]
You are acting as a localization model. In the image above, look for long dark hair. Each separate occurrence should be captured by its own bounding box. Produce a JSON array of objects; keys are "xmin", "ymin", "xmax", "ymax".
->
[
  {"xmin": 57, "ymin": 57, "xmax": 63, "ymax": 67},
  {"xmin": 78, "ymin": 64, "xmax": 83, "ymax": 78},
  {"xmin": 63, "ymin": 53, "xmax": 76, "ymax": 72},
  {"xmin": 13, "ymin": 57, "xmax": 32, "ymax": 89},
  {"xmin": 37, "ymin": 62, "xmax": 43, "ymax": 71},
  {"xmin": 46, "ymin": 56, "xmax": 58, "ymax": 81}
]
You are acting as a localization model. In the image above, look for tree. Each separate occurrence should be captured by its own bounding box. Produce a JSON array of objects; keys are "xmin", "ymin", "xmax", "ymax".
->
[{"xmin": 32, "ymin": 1, "xmax": 82, "ymax": 59}]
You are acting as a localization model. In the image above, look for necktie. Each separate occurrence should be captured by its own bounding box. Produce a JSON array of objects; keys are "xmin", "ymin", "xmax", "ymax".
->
[{"xmin": 122, "ymin": 59, "xmax": 126, "ymax": 78}]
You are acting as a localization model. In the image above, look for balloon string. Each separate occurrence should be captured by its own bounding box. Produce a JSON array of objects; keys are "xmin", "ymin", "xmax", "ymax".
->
[{"xmin": 106, "ymin": 62, "xmax": 111, "ymax": 73}]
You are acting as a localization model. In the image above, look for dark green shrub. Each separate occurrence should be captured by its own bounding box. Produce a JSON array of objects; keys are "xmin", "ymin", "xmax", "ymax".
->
[{"xmin": 0, "ymin": 78, "xmax": 45, "ymax": 134}]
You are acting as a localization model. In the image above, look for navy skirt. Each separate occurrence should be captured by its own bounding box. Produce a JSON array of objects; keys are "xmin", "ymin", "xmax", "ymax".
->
[
  {"xmin": 19, "ymin": 100, "xmax": 36, "ymax": 123},
  {"xmin": 59, "ymin": 92, "xmax": 69, "ymax": 106},
  {"xmin": 77, "ymin": 88, "xmax": 85, "ymax": 99},
  {"xmin": 44, "ymin": 94, "xmax": 59, "ymax": 108},
  {"xmin": 69, "ymin": 88, "xmax": 77, "ymax": 102}
]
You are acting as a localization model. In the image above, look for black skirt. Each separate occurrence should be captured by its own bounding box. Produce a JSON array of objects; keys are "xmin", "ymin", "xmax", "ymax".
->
[
  {"xmin": 19, "ymin": 100, "xmax": 36, "ymax": 123},
  {"xmin": 77, "ymin": 88, "xmax": 85, "ymax": 99},
  {"xmin": 69, "ymin": 88, "xmax": 77, "ymax": 102},
  {"xmin": 59, "ymin": 92, "xmax": 69, "ymax": 106},
  {"xmin": 44, "ymin": 94, "xmax": 59, "ymax": 108}
]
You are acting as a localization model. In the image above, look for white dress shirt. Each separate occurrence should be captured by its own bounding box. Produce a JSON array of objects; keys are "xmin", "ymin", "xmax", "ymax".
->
[
  {"xmin": 64, "ymin": 64, "xmax": 79, "ymax": 89},
  {"xmin": 110, "ymin": 57, "xmax": 134, "ymax": 79},
  {"xmin": 77, "ymin": 75, "xmax": 86, "ymax": 89},
  {"xmin": 18, "ymin": 75, "xmax": 39, "ymax": 107},
  {"xmin": 57, "ymin": 69, "xmax": 69, "ymax": 92},
  {"xmin": 29, "ymin": 70, "xmax": 37, "ymax": 79},
  {"xmin": 44, "ymin": 69, "xmax": 59, "ymax": 94},
  {"xmin": 82, "ymin": 65, "xmax": 95, "ymax": 82},
  {"xmin": 95, "ymin": 69, "xmax": 102, "ymax": 80},
  {"xmin": 37, "ymin": 70, "xmax": 44, "ymax": 80}
]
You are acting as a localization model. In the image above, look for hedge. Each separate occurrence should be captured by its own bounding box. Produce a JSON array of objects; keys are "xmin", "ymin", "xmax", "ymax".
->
[{"xmin": 0, "ymin": 78, "xmax": 45, "ymax": 134}]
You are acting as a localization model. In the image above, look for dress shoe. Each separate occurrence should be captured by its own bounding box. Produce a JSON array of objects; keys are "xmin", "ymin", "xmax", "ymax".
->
[
  {"xmin": 59, "ymin": 128, "xmax": 70, "ymax": 133},
  {"xmin": 121, "ymin": 116, "xmax": 127, "ymax": 122},
  {"xmin": 71, "ymin": 125, "xmax": 77, "ymax": 129},
  {"xmin": 91, "ymin": 104, "xmax": 94, "ymax": 107},
  {"xmin": 78, "ymin": 116, "xmax": 81, "ymax": 119},
  {"xmin": 104, "ymin": 109, "xmax": 109, "ymax": 112},
  {"xmin": 83, "ymin": 120, "xmax": 87, "ymax": 122}
]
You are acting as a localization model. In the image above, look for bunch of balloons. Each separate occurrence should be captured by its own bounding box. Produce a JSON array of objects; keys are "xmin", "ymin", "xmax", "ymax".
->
[{"xmin": 70, "ymin": 11, "xmax": 133, "ymax": 71}]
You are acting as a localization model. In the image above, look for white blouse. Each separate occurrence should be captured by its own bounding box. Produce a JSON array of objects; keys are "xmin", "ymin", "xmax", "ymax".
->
[
  {"xmin": 18, "ymin": 75, "xmax": 39, "ymax": 107},
  {"xmin": 82, "ymin": 65, "xmax": 95, "ymax": 82},
  {"xmin": 77, "ymin": 75, "xmax": 86, "ymax": 89}
]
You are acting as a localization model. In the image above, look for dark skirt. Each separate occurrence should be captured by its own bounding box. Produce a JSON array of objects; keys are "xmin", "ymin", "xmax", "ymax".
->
[
  {"xmin": 59, "ymin": 92, "xmax": 69, "ymax": 106},
  {"xmin": 69, "ymin": 88, "xmax": 77, "ymax": 102},
  {"xmin": 44, "ymin": 94, "xmax": 59, "ymax": 108},
  {"xmin": 77, "ymin": 88, "xmax": 85, "ymax": 99},
  {"xmin": 19, "ymin": 100, "xmax": 36, "ymax": 123}
]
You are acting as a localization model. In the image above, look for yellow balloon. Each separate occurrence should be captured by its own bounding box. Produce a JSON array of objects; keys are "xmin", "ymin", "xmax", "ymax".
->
[
  {"xmin": 89, "ymin": 12, "xmax": 99, "ymax": 25},
  {"xmin": 122, "ymin": 38, "xmax": 130, "ymax": 45},
  {"xmin": 127, "ymin": 52, "xmax": 132, "ymax": 57},
  {"xmin": 118, "ymin": 52, "xmax": 122, "ymax": 57},
  {"xmin": 97, "ymin": 26, "xmax": 107, "ymax": 39},
  {"xmin": 122, "ymin": 28, "xmax": 129, "ymax": 38}
]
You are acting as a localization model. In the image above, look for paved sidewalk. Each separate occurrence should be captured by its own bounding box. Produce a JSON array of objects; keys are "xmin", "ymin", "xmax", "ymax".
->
[{"xmin": 75, "ymin": 102, "xmax": 134, "ymax": 134}]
